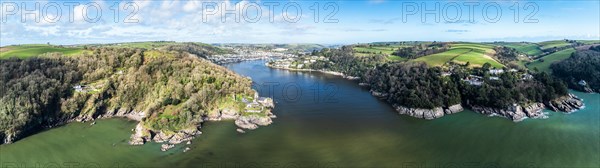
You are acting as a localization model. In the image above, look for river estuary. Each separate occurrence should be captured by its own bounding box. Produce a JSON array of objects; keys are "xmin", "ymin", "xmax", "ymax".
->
[{"xmin": 1, "ymin": 60, "xmax": 599, "ymax": 167}]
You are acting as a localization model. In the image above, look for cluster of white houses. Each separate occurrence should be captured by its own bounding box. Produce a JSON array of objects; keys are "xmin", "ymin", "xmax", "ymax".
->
[
  {"xmin": 268, "ymin": 56, "xmax": 328, "ymax": 69},
  {"xmin": 241, "ymin": 93, "xmax": 274, "ymax": 113},
  {"xmin": 461, "ymin": 68, "xmax": 534, "ymax": 86},
  {"xmin": 209, "ymin": 47, "xmax": 296, "ymax": 64}
]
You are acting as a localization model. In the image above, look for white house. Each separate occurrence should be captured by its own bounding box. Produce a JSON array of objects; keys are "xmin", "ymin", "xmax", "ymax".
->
[
  {"xmin": 579, "ymin": 80, "xmax": 588, "ymax": 86},
  {"xmin": 73, "ymin": 85, "xmax": 85, "ymax": 92},
  {"xmin": 489, "ymin": 69, "xmax": 505, "ymax": 75}
]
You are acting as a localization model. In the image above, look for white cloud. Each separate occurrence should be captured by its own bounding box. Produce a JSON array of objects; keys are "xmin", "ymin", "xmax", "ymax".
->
[
  {"xmin": 24, "ymin": 25, "xmax": 60, "ymax": 36},
  {"xmin": 183, "ymin": 0, "xmax": 202, "ymax": 12}
]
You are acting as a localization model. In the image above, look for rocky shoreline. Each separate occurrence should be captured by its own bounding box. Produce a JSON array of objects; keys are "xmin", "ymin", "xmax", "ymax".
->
[
  {"xmin": 267, "ymin": 65, "xmax": 587, "ymax": 122},
  {"xmin": 234, "ymin": 114, "xmax": 276, "ymax": 130},
  {"xmin": 546, "ymin": 93, "xmax": 585, "ymax": 112},
  {"xmin": 393, "ymin": 104, "xmax": 464, "ymax": 120},
  {"xmin": 128, "ymin": 95, "xmax": 277, "ymax": 152},
  {"xmin": 371, "ymin": 89, "xmax": 464, "ymax": 120},
  {"xmin": 2, "ymin": 92, "xmax": 279, "ymax": 150},
  {"xmin": 470, "ymin": 103, "xmax": 547, "ymax": 122},
  {"xmin": 469, "ymin": 93, "xmax": 584, "ymax": 122}
]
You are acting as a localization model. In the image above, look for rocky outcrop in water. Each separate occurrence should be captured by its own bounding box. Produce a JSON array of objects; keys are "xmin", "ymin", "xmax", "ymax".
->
[
  {"xmin": 129, "ymin": 123, "xmax": 201, "ymax": 146},
  {"xmin": 470, "ymin": 103, "xmax": 547, "ymax": 122},
  {"xmin": 161, "ymin": 144, "xmax": 175, "ymax": 151},
  {"xmin": 546, "ymin": 93, "xmax": 584, "ymax": 113},
  {"xmin": 129, "ymin": 123, "xmax": 151, "ymax": 145},
  {"xmin": 523, "ymin": 103, "xmax": 547, "ymax": 119},
  {"xmin": 455, "ymin": 94, "xmax": 584, "ymax": 122},
  {"xmin": 445, "ymin": 104, "xmax": 464, "ymax": 114},
  {"xmin": 370, "ymin": 90, "xmax": 389, "ymax": 98},
  {"xmin": 235, "ymin": 115, "xmax": 274, "ymax": 130},
  {"xmin": 393, "ymin": 104, "xmax": 463, "ymax": 120},
  {"xmin": 471, "ymin": 105, "xmax": 525, "ymax": 121}
]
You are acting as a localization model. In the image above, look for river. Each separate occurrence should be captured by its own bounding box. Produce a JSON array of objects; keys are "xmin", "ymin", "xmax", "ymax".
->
[{"xmin": 1, "ymin": 60, "xmax": 598, "ymax": 168}]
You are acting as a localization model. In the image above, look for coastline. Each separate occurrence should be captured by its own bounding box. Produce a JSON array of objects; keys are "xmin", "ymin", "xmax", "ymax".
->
[
  {"xmin": 266, "ymin": 62, "xmax": 585, "ymax": 122},
  {"xmin": 128, "ymin": 92, "xmax": 276, "ymax": 152},
  {"xmin": 265, "ymin": 63, "xmax": 360, "ymax": 80}
]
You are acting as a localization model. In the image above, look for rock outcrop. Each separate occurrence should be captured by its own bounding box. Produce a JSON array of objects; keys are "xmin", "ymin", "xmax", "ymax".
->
[
  {"xmin": 129, "ymin": 123, "xmax": 151, "ymax": 145},
  {"xmin": 220, "ymin": 108, "xmax": 239, "ymax": 120},
  {"xmin": 235, "ymin": 115, "xmax": 273, "ymax": 130},
  {"xmin": 470, "ymin": 103, "xmax": 547, "ymax": 122},
  {"xmin": 470, "ymin": 105, "xmax": 528, "ymax": 121},
  {"xmin": 393, "ymin": 104, "xmax": 463, "ymax": 120},
  {"xmin": 523, "ymin": 103, "xmax": 547, "ymax": 119},
  {"xmin": 129, "ymin": 124, "xmax": 201, "ymax": 146},
  {"xmin": 445, "ymin": 104, "xmax": 464, "ymax": 114},
  {"xmin": 161, "ymin": 144, "xmax": 175, "ymax": 151},
  {"xmin": 370, "ymin": 90, "xmax": 389, "ymax": 98},
  {"xmin": 546, "ymin": 93, "xmax": 584, "ymax": 113}
]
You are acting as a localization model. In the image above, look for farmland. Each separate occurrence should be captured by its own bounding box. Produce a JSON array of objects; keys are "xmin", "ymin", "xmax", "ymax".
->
[
  {"xmin": 539, "ymin": 40, "xmax": 572, "ymax": 50},
  {"xmin": 497, "ymin": 42, "xmax": 543, "ymax": 56},
  {"xmin": 353, "ymin": 44, "xmax": 408, "ymax": 61},
  {"xmin": 578, "ymin": 40, "xmax": 600, "ymax": 45},
  {"xmin": 100, "ymin": 41, "xmax": 179, "ymax": 49},
  {"xmin": 412, "ymin": 43, "xmax": 503, "ymax": 68},
  {"xmin": 527, "ymin": 48, "xmax": 576, "ymax": 73},
  {"xmin": 0, "ymin": 45, "xmax": 86, "ymax": 59}
]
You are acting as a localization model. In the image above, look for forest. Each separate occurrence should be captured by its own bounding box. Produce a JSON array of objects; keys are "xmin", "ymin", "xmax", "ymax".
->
[
  {"xmin": 309, "ymin": 46, "xmax": 386, "ymax": 77},
  {"xmin": 309, "ymin": 47, "xmax": 569, "ymax": 110},
  {"xmin": 0, "ymin": 44, "xmax": 255, "ymax": 144},
  {"xmin": 551, "ymin": 48, "xmax": 600, "ymax": 92},
  {"xmin": 364, "ymin": 62, "xmax": 461, "ymax": 109}
]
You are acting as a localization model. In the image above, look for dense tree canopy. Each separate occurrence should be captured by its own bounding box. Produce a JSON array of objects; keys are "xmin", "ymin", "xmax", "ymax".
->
[
  {"xmin": 1, "ymin": 47, "xmax": 255, "ymax": 143},
  {"xmin": 551, "ymin": 50, "xmax": 600, "ymax": 92},
  {"xmin": 306, "ymin": 46, "xmax": 569, "ymax": 109}
]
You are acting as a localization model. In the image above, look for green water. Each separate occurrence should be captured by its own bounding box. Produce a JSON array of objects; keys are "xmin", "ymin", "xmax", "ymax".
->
[{"xmin": 1, "ymin": 60, "xmax": 599, "ymax": 168}]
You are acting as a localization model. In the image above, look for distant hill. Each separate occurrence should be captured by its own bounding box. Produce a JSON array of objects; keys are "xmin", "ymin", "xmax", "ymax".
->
[
  {"xmin": 0, "ymin": 42, "xmax": 232, "ymax": 59},
  {"xmin": 0, "ymin": 44, "xmax": 87, "ymax": 59},
  {"xmin": 213, "ymin": 43, "xmax": 327, "ymax": 52}
]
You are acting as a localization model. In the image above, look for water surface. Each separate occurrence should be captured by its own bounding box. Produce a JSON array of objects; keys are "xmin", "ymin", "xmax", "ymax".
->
[{"xmin": 1, "ymin": 60, "xmax": 598, "ymax": 167}]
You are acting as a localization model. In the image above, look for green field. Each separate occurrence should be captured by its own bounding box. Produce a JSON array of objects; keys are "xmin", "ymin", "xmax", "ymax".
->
[
  {"xmin": 498, "ymin": 42, "xmax": 543, "ymax": 56},
  {"xmin": 99, "ymin": 41, "xmax": 232, "ymax": 55},
  {"xmin": 539, "ymin": 40, "xmax": 572, "ymax": 50},
  {"xmin": 353, "ymin": 45, "xmax": 407, "ymax": 61},
  {"xmin": 0, "ymin": 45, "xmax": 86, "ymax": 59},
  {"xmin": 353, "ymin": 46, "xmax": 396, "ymax": 55},
  {"xmin": 413, "ymin": 43, "xmax": 503, "ymax": 68},
  {"xmin": 579, "ymin": 40, "xmax": 600, "ymax": 45},
  {"xmin": 527, "ymin": 48, "xmax": 576, "ymax": 73},
  {"xmin": 413, "ymin": 48, "xmax": 471, "ymax": 66},
  {"xmin": 101, "ymin": 41, "xmax": 179, "ymax": 49}
]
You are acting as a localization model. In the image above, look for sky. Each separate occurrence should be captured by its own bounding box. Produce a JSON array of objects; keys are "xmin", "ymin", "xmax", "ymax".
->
[{"xmin": 0, "ymin": 0, "xmax": 599, "ymax": 46}]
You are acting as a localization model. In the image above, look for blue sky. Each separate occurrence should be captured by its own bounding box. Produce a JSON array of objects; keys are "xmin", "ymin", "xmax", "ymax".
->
[{"xmin": 0, "ymin": 0, "xmax": 598, "ymax": 46}]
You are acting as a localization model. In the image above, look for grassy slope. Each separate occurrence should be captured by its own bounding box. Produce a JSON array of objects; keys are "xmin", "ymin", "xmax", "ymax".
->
[
  {"xmin": 353, "ymin": 46, "xmax": 395, "ymax": 55},
  {"xmin": 527, "ymin": 48, "xmax": 576, "ymax": 73},
  {"xmin": 539, "ymin": 40, "xmax": 571, "ymax": 50},
  {"xmin": 579, "ymin": 40, "xmax": 600, "ymax": 45},
  {"xmin": 413, "ymin": 48, "xmax": 471, "ymax": 66},
  {"xmin": 413, "ymin": 43, "xmax": 503, "ymax": 68},
  {"xmin": 0, "ymin": 45, "xmax": 86, "ymax": 59},
  {"xmin": 498, "ymin": 42, "xmax": 543, "ymax": 56},
  {"xmin": 353, "ymin": 45, "xmax": 407, "ymax": 61},
  {"xmin": 103, "ymin": 41, "xmax": 179, "ymax": 49}
]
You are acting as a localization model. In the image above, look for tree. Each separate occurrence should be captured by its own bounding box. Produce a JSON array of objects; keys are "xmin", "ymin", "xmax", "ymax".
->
[{"xmin": 482, "ymin": 62, "xmax": 492, "ymax": 70}]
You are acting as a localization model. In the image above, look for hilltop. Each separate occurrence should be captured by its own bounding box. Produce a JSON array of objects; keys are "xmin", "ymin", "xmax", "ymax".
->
[{"xmin": 0, "ymin": 42, "xmax": 275, "ymax": 149}]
